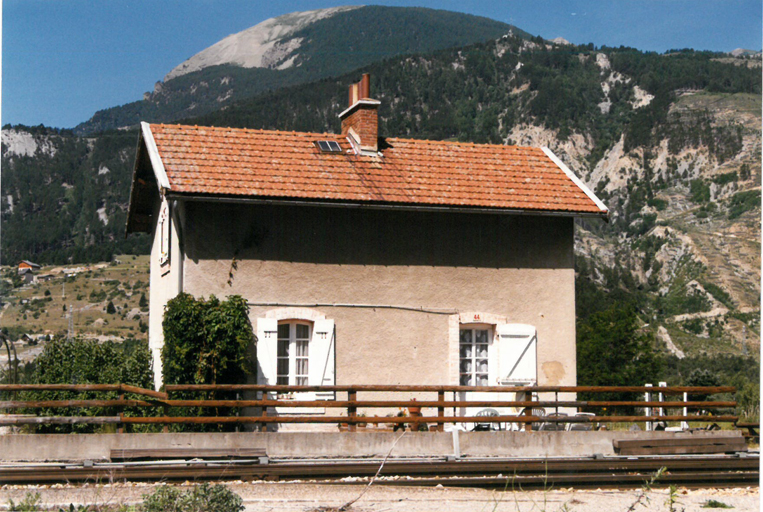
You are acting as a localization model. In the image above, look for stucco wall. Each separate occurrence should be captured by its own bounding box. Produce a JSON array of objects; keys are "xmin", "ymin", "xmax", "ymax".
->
[
  {"xmin": 176, "ymin": 202, "xmax": 576, "ymax": 388},
  {"xmin": 147, "ymin": 197, "xmax": 183, "ymax": 389}
]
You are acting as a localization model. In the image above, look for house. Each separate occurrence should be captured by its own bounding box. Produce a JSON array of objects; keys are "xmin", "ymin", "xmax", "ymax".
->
[
  {"xmin": 126, "ymin": 74, "xmax": 608, "ymax": 394},
  {"xmin": 17, "ymin": 261, "xmax": 41, "ymax": 284},
  {"xmin": 18, "ymin": 261, "xmax": 41, "ymax": 273}
]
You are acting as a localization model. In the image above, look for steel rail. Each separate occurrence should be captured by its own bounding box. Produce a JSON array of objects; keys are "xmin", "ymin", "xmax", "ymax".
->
[
  {"xmin": 341, "ymin": 472, "xmax": 760, "ymax": 490},
  {"xmin": 1, "ymin": 456, "xmax": 757, "ymax": 488}
]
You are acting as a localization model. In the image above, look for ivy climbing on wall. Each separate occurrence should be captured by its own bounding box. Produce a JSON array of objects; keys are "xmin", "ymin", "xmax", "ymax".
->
[{"xmin": 162, "ymin": 293, "xmax": 254, "ymax": 431}]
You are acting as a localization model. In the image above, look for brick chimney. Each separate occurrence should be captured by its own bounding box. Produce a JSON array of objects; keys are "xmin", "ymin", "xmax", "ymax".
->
[{"xmin": 339, "ymin": 73, "xmax": 380, "ymax": 153}]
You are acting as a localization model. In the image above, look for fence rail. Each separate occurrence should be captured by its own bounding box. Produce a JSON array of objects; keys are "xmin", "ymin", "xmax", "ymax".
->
[{"xmin": 0, "ymin": 383, "xmax": 738, "ymax": 432}]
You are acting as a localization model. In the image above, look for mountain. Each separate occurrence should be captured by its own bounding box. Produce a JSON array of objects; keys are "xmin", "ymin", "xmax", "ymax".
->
[
  {"xmin": 74, "ymin": 6, "xmax": 526, "ymax": 135},
  {"xmin": 730, "ymin": 48, "xmax": 761, "ymax": 58},
  {"xmin": 163, "ymin": 6, "xmax": 361, "ymax": 81},
  {"xmin": 2, "ymin": 14, "xmax": 760, "ymax": 364}
]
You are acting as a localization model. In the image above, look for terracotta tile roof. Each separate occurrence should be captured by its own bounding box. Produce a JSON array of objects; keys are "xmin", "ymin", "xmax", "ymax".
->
[{"xmin": 147, "ymin": 123, "xmax": 606, "ymax": 216}]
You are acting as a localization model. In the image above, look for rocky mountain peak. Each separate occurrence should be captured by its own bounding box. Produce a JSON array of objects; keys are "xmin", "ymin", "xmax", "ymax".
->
[{"xmin": 164, "ymin": 6, "xmax": 362, "ymax": 81}]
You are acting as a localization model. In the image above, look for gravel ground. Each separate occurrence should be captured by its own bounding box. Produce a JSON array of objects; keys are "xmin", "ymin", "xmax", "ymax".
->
[{"xmin": 1, "ymin": 481, "xmax": 758, "ymax": 512}]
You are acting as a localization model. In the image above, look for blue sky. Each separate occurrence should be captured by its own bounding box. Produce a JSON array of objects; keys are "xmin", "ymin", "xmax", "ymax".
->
[{"xmin": 3, "ymin": 0, "xmax": 761, "ymax": 129}]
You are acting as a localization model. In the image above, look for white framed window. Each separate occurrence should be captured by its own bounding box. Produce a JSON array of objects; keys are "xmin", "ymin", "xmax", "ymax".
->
[
  {"xmin": 460, "ymin": 327, "xmax": 490, "ymax": 385},
  {"xmin": 257, "ymin": 313, "xmax": 335, "ymax": 393},
  {"xmin": 277, "ymin": 322, "xmax": 310, "ymax": 385}
]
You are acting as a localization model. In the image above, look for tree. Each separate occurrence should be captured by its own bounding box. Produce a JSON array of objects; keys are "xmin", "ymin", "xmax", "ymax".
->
[
  {"xmin": 577, "ymin": 305, "xmax": 663, "ymax": 413},
  {"xmin": 139, "ymin": 292, "xmax": 148, "ymax": 308},
  {"xmin": 686, "ymin": 368, "xmax": 721, "ymax": 402},
  {"xmin": 106, "ymin": 300, "xmax": 116, "ymax": 314}
]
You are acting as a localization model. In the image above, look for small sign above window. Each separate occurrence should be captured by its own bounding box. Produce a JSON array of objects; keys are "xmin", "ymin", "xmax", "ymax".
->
[{"xmin": 315, "ymin": 140, "xmax": 342, "ymax": 153}]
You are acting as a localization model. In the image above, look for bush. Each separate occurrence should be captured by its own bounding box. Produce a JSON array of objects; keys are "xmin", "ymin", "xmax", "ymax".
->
[
  {"xmin": 690, "ymin": 179, "xmax": 711, "ymax": 203},
  {"xmin": 682, "ymin": 318, "xmax": 704, "ymax": 334},
  {"xmin": 712, "ymin": 171, "xmax": 738, "ymax": 186},
  {"xmin": 736, "ymin": 382, "xmax": 760, "ymax": 421},
  {"xmin": 739, "ymin": 163, "xmax": 751, "ymax": 181},
  {"xmin": 22, "ymin": 337, "xmax": 153, "ymax": 433},
  {"xmin": 141, "ymin": 484, "xmax": 243, "ymax": 512},
  {"xmin": 89, "ymin": 289, "xmax": 107, "ymax": 303},
  {"xmin": 727, "ymin": 189, "xmax": 760, "ymax": 219}
]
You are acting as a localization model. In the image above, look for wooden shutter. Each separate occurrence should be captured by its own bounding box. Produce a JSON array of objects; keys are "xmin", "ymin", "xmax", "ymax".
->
[
  {"xmin": 310, "ymin": 319, "xmax": 335, "ymax": 399},
  {"xmin": 158, "ymin": 200, "xmax": 170, "ymax": 266},
  {"xmin": 256, "ymin": 318, "xmax": 278, "ymax": 385},
  {"xmin": 496, "ymin": 324, "xmax": 537, "ymax": 385}
]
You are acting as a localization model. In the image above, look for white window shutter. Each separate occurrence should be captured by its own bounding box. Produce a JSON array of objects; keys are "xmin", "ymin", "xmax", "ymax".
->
[
  {"xmin": 310, "ymin": 319, "xmax": 335, "ymax": 398},
  {"xmin": 496, "ymin": 324, "xmax": 537, "ymax": 385},
  {"xmin": 158, "ymin": 201, "xmax": 170, "ymax": 266},
  {"xmin": 256, "ymin": 318, "xmax": 278, "ymax": 385}
]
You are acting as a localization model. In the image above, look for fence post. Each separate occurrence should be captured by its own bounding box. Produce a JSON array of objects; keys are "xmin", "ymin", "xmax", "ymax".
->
[
  {"xmin": 348, "ymin": 388, "xmax": 357, "ymax": 432},
  {"xmin": 437, "ymin": 390, "xmax": 445, "ymax": 432},
  {"xmin": 162, "ymin": 403, "xmax": 169, "ymax": 434},
  {"xmin": 260, "ymin": 391, "xmax": 269, "ymax": 433},
  {"xmin": 682, "ymin": 391, "xmax": 689, "ymax": 430},
  {"xmin": 117, "ymin": 390, "xmax": 124, "ymax": 434},
  {"xmin": 523, "ymin": 392, "xmax": 533, "ymax": 432},
  {"xmin": 645, "ymin": 383, "xmax": 652, "ymax": 431}
]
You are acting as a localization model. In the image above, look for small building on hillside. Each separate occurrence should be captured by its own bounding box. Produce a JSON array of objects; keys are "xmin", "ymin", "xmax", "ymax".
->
[
  {"xmin": 126, "ymin": 74, "xmax": 608, "ymax": 393},
  {"xmin": 17, "ymin": 261, "xmax": 42, "ymax": 284}
]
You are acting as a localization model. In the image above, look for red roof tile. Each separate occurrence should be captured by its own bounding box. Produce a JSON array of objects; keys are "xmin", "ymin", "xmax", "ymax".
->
[{"xmin": 147, "ymin": 123, "xmax": 606, "ymax": 216}]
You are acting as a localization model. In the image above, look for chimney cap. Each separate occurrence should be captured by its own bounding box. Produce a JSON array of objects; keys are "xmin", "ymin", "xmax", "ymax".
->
[{"xmin": 338, "ymin": 98, "xmax": 381, "ymax": 120}]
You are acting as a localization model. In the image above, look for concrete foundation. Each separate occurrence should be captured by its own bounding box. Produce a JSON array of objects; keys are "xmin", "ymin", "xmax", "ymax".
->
[{"xmin": 0, "ymin": 430, "xmax": 742, "ymax": 462}]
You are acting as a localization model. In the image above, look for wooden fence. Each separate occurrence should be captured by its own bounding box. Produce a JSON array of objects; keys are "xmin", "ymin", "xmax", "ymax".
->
[{"xmin": 0, "ymin": 384, "xmax": 738, "ymax": 432}]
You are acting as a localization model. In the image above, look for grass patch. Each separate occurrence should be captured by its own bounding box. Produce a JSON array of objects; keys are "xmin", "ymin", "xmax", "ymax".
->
[{"xmin": 702, "ymin": 499, "xmax": 734, "ymax": 508}]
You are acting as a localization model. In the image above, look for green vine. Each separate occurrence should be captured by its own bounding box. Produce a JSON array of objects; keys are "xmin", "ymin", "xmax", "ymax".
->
[{"xmin": 161, "ymin": 293, "xmax": 254, "ymax": 431}]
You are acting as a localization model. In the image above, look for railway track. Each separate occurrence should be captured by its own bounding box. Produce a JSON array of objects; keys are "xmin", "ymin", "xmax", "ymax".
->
[{"xmin": 1, "ymin": 455, "xmax": 758, "ymax": 489}]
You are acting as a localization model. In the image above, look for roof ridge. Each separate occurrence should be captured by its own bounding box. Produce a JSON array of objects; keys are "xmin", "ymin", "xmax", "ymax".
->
[
  {"xmin": 151, "ymin": 123, "xmax": 342, "ymax": 140},
  {"xmin": 385, "ymin": 136, "xmax": 537, "ymax": 151},
  {"xmin": 151, "ymin": 123, "xmax": 541, "ymax": 152}
]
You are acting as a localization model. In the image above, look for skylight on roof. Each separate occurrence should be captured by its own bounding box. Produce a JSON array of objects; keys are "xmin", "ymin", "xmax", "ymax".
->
[{"xmin": 315, "ymin": 140, "xmax": 342, "ymax": 153}]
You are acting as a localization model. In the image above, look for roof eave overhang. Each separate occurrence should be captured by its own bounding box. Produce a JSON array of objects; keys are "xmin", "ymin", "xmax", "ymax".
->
[
  {"xmin": 125, "ymin": 123, "xmax": 173, "ymax": 235},
  {"xmin": 164, "ymin": 191, "xmax": 609, "ymax": 220},
  {"xmin": 541, "ymin": 147, "xmax": 609, "ymax": 221},
  {"xmin": 140, "ymin": 122, "xmax": 171, "ymax": 190}
]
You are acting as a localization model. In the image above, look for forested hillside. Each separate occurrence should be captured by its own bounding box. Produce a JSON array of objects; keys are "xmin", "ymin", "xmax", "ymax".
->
[
  {"xmin": 74, "ymin": 6, "xmax": 521, "ymax": 135},
  {"xmin": 1, "ymin": 127, "xmax": 148, "ymax": 264}
]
